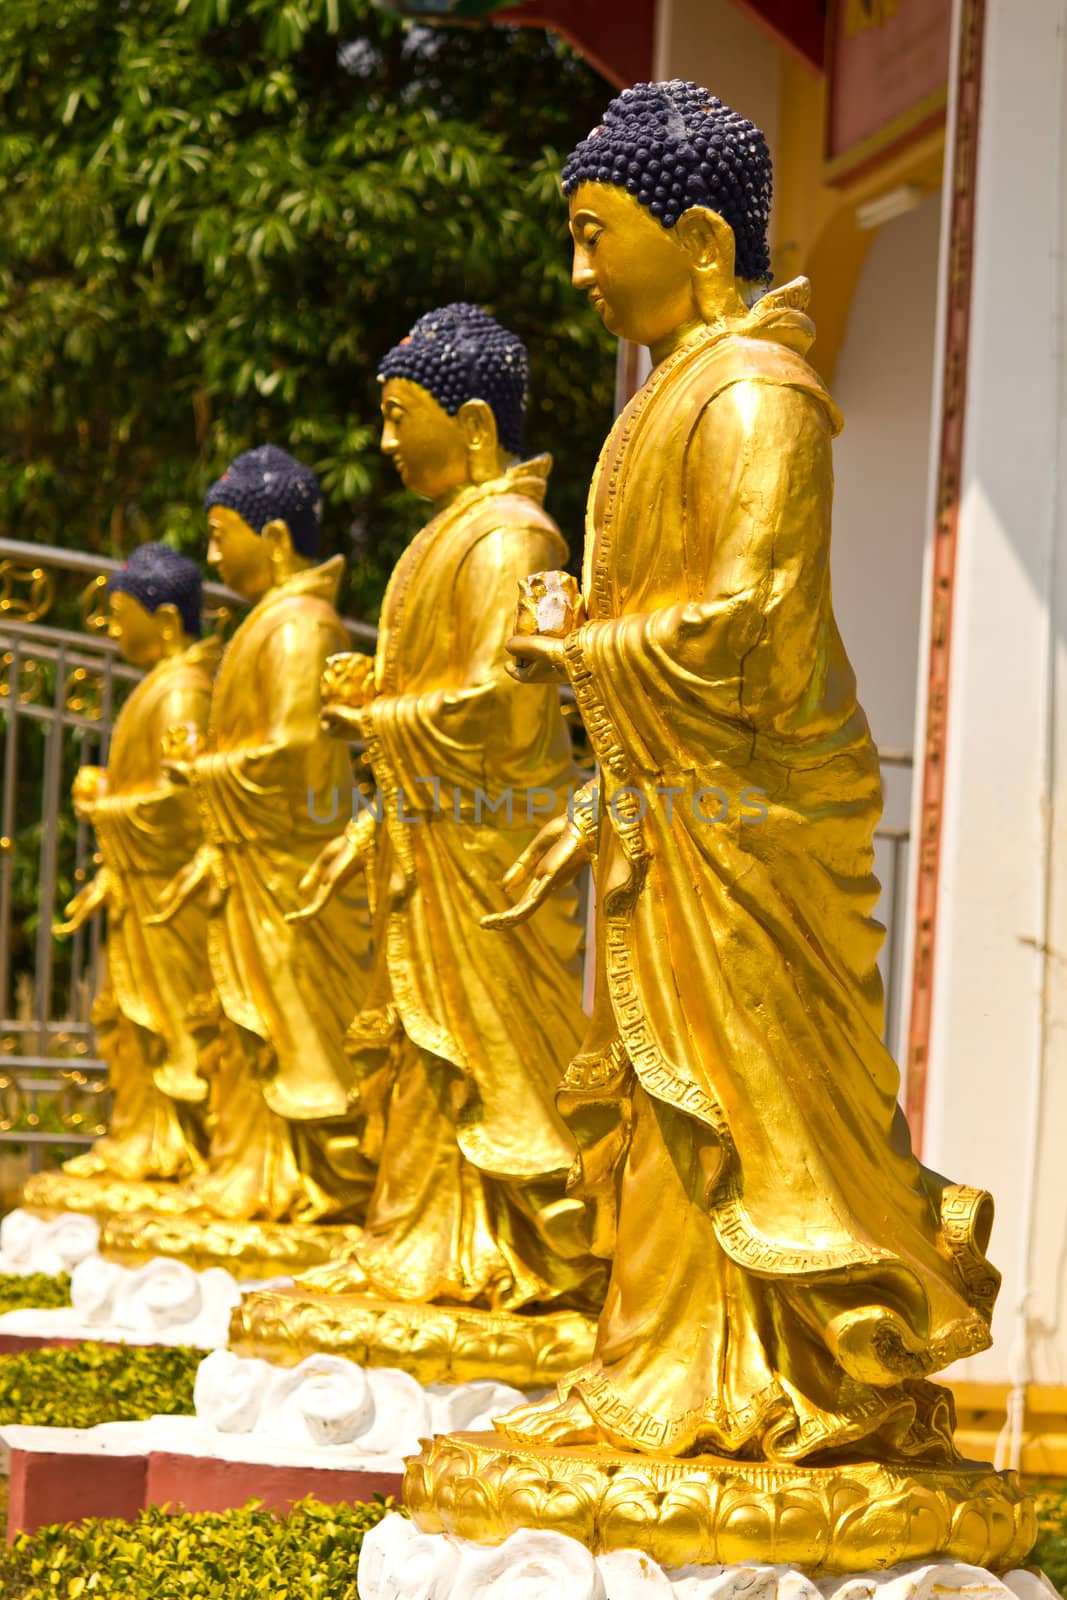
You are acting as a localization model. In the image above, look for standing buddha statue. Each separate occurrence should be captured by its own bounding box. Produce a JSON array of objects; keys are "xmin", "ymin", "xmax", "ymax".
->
[
  {"xmin": 231, "ymin": 306, "xmax": 604, "ymax": 1385},
  {"xmin": 139, "ymin": 447, "xmax": 375, "ymax": 1237},
  {"xmin": 403, "ymin": 84, "xmax": 1033, "ymax": 1573},
  {"xmin": 29, "ymin": 544, "xmax": 219, "ymax": 1201}
]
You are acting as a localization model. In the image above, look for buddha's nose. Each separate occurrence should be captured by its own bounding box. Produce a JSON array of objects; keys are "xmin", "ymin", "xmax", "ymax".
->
[{"xmin": 572, "ymin": 249, "xmax": 595, "ymax": 291}]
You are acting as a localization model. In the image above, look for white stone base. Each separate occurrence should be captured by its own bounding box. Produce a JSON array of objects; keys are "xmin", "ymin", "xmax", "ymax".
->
[
  {"xmin": 0, "ymin": 1209, "xmax": 101, "ymax": 1276},
  {"xmin": 356, "ymin": 1515, "xmax": 1058, "ymax": 1600},
  {"xmin": 0, "ymin": 1255, "xmax": 245, "ymax": 1348},
  {"xmin": 192, "ymin": 1348, "xmax": 533, "ymax": 1461}
]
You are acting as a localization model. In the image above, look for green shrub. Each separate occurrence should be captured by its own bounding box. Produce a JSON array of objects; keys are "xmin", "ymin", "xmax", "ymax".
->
[
  {"xmin": 0, "ymin": 1342, "xmax": 200, "ymax": 1429},
  {"xmin": 0, "ymin": 1273, "xmax": 72, "ymax": 1313},
  {"xmin": 0, "ymin": 1496, "xmax": 392, "ymax": 1599},
  {"xmin": 1033, "ymin": 1480, "xmax": 1067, "ymax": 1596}
]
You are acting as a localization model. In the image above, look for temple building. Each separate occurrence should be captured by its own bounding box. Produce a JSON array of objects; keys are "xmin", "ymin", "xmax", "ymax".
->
[{"xmin": 391, "ymin": 0, "xmax": 1067, "ymax": 1473}]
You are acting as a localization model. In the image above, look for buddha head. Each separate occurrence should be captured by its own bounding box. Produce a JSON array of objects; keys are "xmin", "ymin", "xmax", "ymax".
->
[
  {"xmin": 562, "ymin": 80, "xmax": 773, "ymax": 353},
  {"xmin": 377, "ymin": 303, "xmax": 529, "ymax": 506},
  {"xmin": 106, "ymin": 542, "xmax": 202, "ymax": 668},
  {"xmin": 204, "ymin": 444, "xmax": 323, "ymax": 601}
]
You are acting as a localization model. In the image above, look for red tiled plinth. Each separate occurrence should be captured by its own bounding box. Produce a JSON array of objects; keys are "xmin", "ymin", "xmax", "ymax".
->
[
  {"xmin": 4, "ymin": 1440, "xmax": 404, "ymax": 1539},
  {"xmin": 146, "ymin": 1452, "xmax": 402, "ymax": 1516},
  {"xmin": 7, "ymin": 1446, "xmax": 148, "ymax": 1539}
]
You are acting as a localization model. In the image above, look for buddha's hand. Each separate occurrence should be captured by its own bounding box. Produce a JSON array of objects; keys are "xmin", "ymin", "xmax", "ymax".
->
[
  {"xmin": 505, "ymin": 632, "xmax": 568, "ymax": 684},
  {"xmin": 160, "ymin": 757, "xmax": 196, "ymax": 787},
  {"xmin": 507, "ymin": 571, "xmax": 583, "ymax": 683},
  {"xmin": 320, "ymin": 652, "xmax": 375, "ymax": 738},
  {"xmin": 481, "ymin": 812, "xmax": 593, "ymax": 930},
  {"xmin": 148, "ymin": 844, "xmax": 219, "ymax": 925},
  {"xmin": 71, "ymin": 766, "xmax": 107, "ymax": 821},
  {"xmin": 287, "ymin": 813, "xmax": 375, "ymax": 925},
  {"xmin": 53, "ymin": 868, "xmax": 112, "ymax": 937}
]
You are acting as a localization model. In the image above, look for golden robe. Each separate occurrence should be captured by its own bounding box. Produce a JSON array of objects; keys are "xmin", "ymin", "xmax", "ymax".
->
[
  {"xmin": 556, "ymin": 282, "xmax": 998, "ymax": 1461},
  {"xmin": 184, "ymin": 558, "xmax": 373, "ymax": 1222},
  {"xmin": 67, "ymin": 635, "xmax": 220, "ymax": 1180},
  {"xmin": 332, "ymin": 457, "xmax": 602, "ymax": 1311}
]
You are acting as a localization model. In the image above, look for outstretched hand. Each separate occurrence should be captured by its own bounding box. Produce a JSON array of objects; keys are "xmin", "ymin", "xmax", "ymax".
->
[
  {"xmin": 52, "ymin": 870, "xmax": 110, "ymax": 937},
  {"xmin": 148, "ymin": 847, "xmax": 214, "ymax": 925},
  {"xmin": 287, "ymin": 820, "xmax": 372, "ymax": 925},
  {"xmin": 481, "ymin": 812, "xmax": 592, "ymax": 931}
]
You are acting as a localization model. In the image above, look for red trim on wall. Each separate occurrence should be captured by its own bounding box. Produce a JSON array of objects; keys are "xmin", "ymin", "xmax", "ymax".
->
[
  {"xmin": 904, "ymin": 0, "xmax": 987, "ymax": 1151},
  {"xmin": 493, "ymin": 0, "xmax": 655, "ymax": 88},
  {"xmin": 729, "ymin": 0, "xmax": 826, "ymax": 72}
]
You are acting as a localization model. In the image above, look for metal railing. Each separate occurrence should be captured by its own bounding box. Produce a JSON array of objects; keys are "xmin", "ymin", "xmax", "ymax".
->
[
  {"xmin": 0, "ymin": 536, "xmax": 914, "ymax": 1173},
  {"xmin": 873, "ymin": 747, "xmax": 914, "ymax": 1052}
]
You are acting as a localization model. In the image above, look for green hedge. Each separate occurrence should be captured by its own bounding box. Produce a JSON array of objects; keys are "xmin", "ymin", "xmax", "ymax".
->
[
  {"xmin": 1034, "ymin": 1480, "xmax": 1067, "ymax": 1596},
  {"xmin": 0, "ymin": 1343, "xmax": 200, "ymax": 1429},
  {"xmin": 0, "ymin": 1497, "xmax": 392, "ymax": 1599},
  {"xmin": 0, "ymin": 1273, "xmax": 72, "ymax": 1314}
]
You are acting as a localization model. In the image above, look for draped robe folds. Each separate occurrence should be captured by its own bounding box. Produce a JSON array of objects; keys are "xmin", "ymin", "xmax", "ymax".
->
[
  {"xmin": 340, "ymin": 457, "xmax": 603, "ymax": 1312},
  {"xmin": 556, "ymin": 281, "xmax": 999, "ymax": 1462},
  {"xmin": 186, "ymin": 558, "xmax": 374, "ymax": 1222},
  {"xmin": 68, "ymin": 636, "xmax": 220, "ymax": 1180}
]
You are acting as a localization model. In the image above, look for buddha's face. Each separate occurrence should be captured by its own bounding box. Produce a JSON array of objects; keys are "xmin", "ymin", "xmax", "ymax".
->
[
  {"xmin": 108, "ymin": 591, "xmax": 169, "ymax": 668},
  {"xmin": 569, "ymin": 181, "xmax": 701, "ymax": 349},
  {"xmin": 206, "ymin": 504, "xmax": 273, "ymax": 601},
  {"xmin": 380, "ymin": 378, "xmax": 470, "ymax": 504}
]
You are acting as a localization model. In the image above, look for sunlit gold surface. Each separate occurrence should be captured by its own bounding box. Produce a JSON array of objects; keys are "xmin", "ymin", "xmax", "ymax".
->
[
  {"xmin": 405, "ymin": 1433, "xmax": 1035, "ymax": 1574},
  {"xmin": 478, "ymin": 183, "xmax": 1003, "ymax": 1480},
  {"xmin": 51, "ymin": 602, "xmax": 220, "ymax": 1184},
  {"xmin": 229, "ymin": 1289, "xmax": 596, "ymax": 1387},
  {"xmin": 241, "ymin": 377, "xmax": 603, "ymax": 1329},
  {"xmin": 154, "ymin": 540, "xmax": 374, "ymax": 1225}
]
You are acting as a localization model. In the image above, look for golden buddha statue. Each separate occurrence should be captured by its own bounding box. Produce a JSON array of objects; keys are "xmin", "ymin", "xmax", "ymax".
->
[
  {"xmin": 404, "ymin": 83, "xmax": 1033, "ymax": 1572},
  {"xmin": 34, "ymin": 544, "xmax": 219, "ymax": 1193},
  {"xmin": 130, "ymin": 447, "xmax": 375, "ymax": 1237},
  {"xmin": 230, "ymin": 306, "xmax": 604, "ymax": 1384}
]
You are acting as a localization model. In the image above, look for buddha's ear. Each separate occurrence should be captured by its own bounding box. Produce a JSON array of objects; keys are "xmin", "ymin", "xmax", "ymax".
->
[
  {"xmin": 457, "ymin": 398, "xmax": 498, "ymax": 454},
  {"xmin": 458, "ymin": 399, "xmax": 500, "ymax": 483},
  {"xmin": 675, "ymin": 206, "xmax": 737, "ymax": 277},
  {"xmin": 261, "ymin": 517, "xmax": 294, "ymax": 566},
  {"xmin": 155, "ymin": 602, "xmax": 183, "ymax": 646}
]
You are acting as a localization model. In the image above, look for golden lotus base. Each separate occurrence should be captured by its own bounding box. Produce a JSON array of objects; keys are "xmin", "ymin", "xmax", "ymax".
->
[
  {"xmin": 98, "ymin": 1211, "xmax": 364, "ymax": 1280},
  {"xmin": 22, "ymin": 1171, "xmax": 363, "ymax": 1279},
  {"xmin": 229, "ymin": 1287, "xmax": 598, "ymax": 1388},
  {"xmin": 22, "ymin": 1170, "xmax": 197, "ymax": 1222},
  {"xmin": 404, "ymin": 1431, "xmax": 1036, "ymax": 1575}
]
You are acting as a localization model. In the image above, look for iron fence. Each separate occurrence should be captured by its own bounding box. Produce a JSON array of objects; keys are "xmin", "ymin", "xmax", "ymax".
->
[{"xmin": 0, "ymin": 535, "xmax": 914, "ymax": 1174}]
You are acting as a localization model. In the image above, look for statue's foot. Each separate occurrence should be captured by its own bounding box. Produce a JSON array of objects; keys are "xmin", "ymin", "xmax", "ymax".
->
[
  {"xmin": 62, "ymin": 1150, "xmax": 111, "ymax": 1178},
  {"xmin": 291, "ymin": 1254, "xmax": 369, "ymax": 1294},
  {"xmin": 492, "ymin": 1390, "xmax": 599, "ymax": 1446}
]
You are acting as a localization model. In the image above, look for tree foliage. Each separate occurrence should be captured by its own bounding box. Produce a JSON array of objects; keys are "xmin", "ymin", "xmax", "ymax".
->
[{"xmin": 0, "ymin": 0, "xmax": 615, "ymax": 615}]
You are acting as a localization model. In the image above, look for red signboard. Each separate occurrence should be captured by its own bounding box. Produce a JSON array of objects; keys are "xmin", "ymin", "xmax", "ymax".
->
[{"xmin": 826, "ymin": 0, "xmax": 952, "ymax": 183}]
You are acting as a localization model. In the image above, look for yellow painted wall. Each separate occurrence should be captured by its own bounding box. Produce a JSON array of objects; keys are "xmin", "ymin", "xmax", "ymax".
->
[{"xmin": 773, "ymin": 52, "xmax": 945, "ymax": 383}]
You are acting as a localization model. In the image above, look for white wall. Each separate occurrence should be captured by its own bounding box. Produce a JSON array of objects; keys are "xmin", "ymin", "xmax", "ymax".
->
[
  {"xmin": 828, "ymin": 194, "xmax": 941, "ymax": 1042},
  {"xmin": 831, "ymin": 192, "xmax": 941, "ymax": 767},
  {"xmin": 921, "ymin": 0, "xmax": 1067, "ymax": 1392}
]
